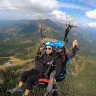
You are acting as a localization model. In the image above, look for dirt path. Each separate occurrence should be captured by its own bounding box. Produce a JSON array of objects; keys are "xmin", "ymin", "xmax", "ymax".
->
[{"xmin": 0, "ymin": 56, "xmax": 33, "ymax": 69}]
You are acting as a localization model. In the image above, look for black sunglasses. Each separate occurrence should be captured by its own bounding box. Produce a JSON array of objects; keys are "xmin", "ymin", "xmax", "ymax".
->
[{"xmin": 45, "ymin": 48, "xmax": 52, "ymax": 50}]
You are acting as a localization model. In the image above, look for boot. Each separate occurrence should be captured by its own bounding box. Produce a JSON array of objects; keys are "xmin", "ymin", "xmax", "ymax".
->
[{"xmin": 8, "ymin": 86, "xmax": 23, "ymax": 93}]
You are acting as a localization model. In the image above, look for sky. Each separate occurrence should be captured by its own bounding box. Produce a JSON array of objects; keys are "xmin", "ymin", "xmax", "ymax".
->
[{"xmin": 0, "ymin": 0, "xmax": 96, "ymax": 28}]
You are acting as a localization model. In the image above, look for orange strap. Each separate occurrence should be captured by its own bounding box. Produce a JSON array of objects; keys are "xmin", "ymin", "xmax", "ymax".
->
[{"xmin": 38, "ymin": 79, "xmax": 49, "ymax": 83}]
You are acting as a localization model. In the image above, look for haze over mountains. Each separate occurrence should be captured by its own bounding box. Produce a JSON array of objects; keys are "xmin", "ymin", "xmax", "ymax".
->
[
  {"xmin": 0, "ymin": 19, "xmax": 96, "ymax": 57},
  {"xmin": 0, "ymin": 19, "xmax": 95, "ymax": 39}
]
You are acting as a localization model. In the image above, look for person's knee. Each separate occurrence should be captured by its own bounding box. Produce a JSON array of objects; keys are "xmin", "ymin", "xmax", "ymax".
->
[
  {"xmin": 20, "ymin": 71, "xmax": 28, "ymax": 83},
  {"xmin": 21, "ymin": 71, "xmax": 28, "ymax": 78}
]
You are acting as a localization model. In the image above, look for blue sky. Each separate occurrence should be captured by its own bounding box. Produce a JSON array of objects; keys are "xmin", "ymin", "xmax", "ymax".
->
[
  {"xmin": 0, "ymin": 0, "xmax": 96, "ymax": 27},
  {"xmin": 59, "ymin": 0, "xmax": 96, "ymax": 22}
]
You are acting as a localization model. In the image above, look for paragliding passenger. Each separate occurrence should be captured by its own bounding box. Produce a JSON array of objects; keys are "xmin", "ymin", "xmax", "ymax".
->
[{"xmin": 9, "ymin": 41, "xmax": 62, "ymax": 96}]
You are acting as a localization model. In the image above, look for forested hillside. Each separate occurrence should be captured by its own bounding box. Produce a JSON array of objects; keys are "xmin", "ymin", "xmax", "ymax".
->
[{"xmin": 0, "ymin": 52, "xmax": 96, "ymax": 96}]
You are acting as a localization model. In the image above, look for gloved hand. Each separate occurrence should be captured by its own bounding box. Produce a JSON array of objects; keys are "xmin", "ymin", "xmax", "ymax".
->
[{"xmin": 51, "ymin": 78, "xmax": 56, "ymax": 83}]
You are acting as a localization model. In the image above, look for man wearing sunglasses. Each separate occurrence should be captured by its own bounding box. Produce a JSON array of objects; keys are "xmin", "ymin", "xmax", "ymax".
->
[
  {"xmin": 23, "ymin": 41, "xmax": 62, "ymax": 96},
  {"xmin": 9, "ymin": 41, "xmax": 62, "ymax": 96}
]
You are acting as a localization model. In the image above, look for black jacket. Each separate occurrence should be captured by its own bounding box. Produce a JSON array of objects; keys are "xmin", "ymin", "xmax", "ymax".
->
[
  {"xmin": 35, "ymin": 50, "xmax": 62, "ymax": 79},
  {"xmin": 57, "ymin": 46, "xmax": 79, "ymax": 73}
]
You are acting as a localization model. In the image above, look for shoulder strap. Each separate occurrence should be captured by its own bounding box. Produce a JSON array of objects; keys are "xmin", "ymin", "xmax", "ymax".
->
[{"xmin": 44, "ymin": 51, "xmax": 60, "ymax": 78}]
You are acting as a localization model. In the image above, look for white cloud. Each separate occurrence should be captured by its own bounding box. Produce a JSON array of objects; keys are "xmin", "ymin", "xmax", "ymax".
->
[
  {"xmin": 51, "ymin": 10, "xmax": 73, "ymax": 23},
  {"xmin": 88, "ymin": 23, "xmax": 96, "ymax": 28},
  {"xmin": 0, "ymin": 0, "xmax": 59, "ymax": 19},
  {"xmin": 52, "ymin": 10, "xmax": 66, "ymax": 21},
  {"xmin": 74, "ymin": 22, "xmax": 96, "ymax": 28},
  {"xmin": 0, "ymin": 0, "xmax": 72, "ymax": 22},
  {"xmin": 86, "ymin": 9, "xmax": 96, "ymax": 20}
]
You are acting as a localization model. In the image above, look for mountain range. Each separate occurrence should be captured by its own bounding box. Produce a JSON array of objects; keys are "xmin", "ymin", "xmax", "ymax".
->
[{"xmin": 0, "ymin": 19, "xmax": 96, "ymax": 57}]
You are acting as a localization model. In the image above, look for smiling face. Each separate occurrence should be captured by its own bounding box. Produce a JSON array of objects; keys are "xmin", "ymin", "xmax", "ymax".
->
[{"xmin": 45, "ymin": 46, "xmax": 53, "ymax": 55}]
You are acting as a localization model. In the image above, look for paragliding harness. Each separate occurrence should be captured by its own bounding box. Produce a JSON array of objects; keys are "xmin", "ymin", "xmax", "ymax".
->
[
  {"xmin": 56, "ymin": 52, "xmax": 68, "ymax": 81},
  {"xmin": 58, "ymin": 45, "xmax": 79, "ymax": 81},
  {"xmin": 64, "ymin": 24, "xmax": 73, "ymax": 43},
  {"xmin": 58, "ymin": 55, "xmax": 71, "ymax": 81},
  {"xmin": 35, "ymin": 63, "xmax": 52, "ymax": 88},
  {"xmin": 64, "ymin": 21, "xmax": 77, "ymax": 43},
  {"xmin": 38, "ymin": 28, "xmax": 45, "ymax": 39},
  {"xmin": 35, "ymin": 50, "xmax": 59, "ymax": 88},
  {"xmin": 36, "ymin": 20, "xmax": 45, "ymax": 39}
]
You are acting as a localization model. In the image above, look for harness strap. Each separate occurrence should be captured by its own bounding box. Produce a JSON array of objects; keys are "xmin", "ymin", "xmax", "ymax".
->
[
  {"xmin": 44, "ymin": 55, "xmax": 59, "ymax": 78},
  {"xmin": 38, "ymin": 78, "xmax": 49, "ymax": 83}
]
